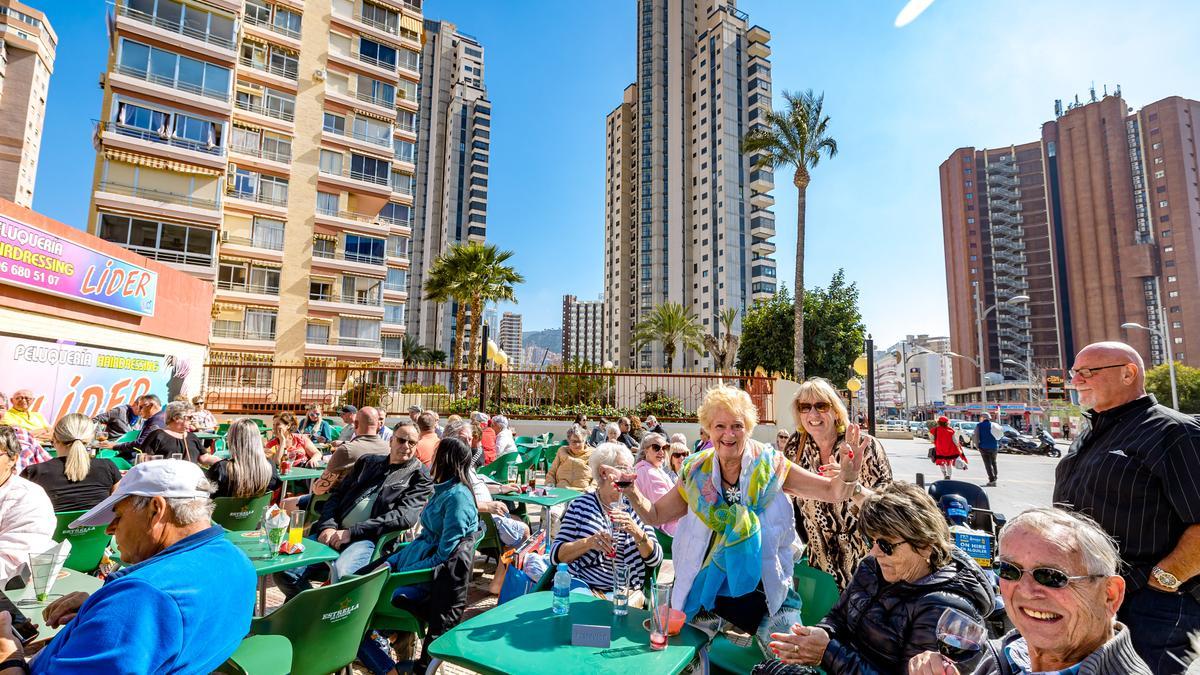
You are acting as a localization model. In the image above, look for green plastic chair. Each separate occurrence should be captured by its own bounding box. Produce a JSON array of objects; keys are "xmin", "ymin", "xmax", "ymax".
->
[
  {"xmin": 793, "ymin": 558, "xmax": 840, "ymax": 626},
  {"xmin": 478, "ymin": 452, "xmax": 522, "ymax": 481},
  {"xmin": 96, "ymin": 449, "xmax": 118, "ymax": 459},
  {"xmin": 52, "ymin": 510, "xmax": 111, "ymax": 573},
  {"xmin": 368, "ymin": 529, "xmax": 407, "ymax": 564},
  {"xmin": 114, "ymin": 429, "xmax": 139, "ymax": 444},
  {"xmin": 211, "ymin": 494, "xmax": 272, "ymax": 532},
  {"xmin": 110, "ymin": 457, "xmax": 132, "ymax": 471},
  {"xmin": 513, "ymin": 436, "xmax": 537, "ymax": 446},
  {"xmin": 655, "ymin": 529, "xmax": 673, "ymax": 560},
  {"xmin": 249, "ymin": 567, "xmax": 388, "ymax": 675},
  {"xmin": 514, "ymin": 451, "xmax": 540, "ymax": 476},
  {"xmin": 216, "ymin": 421, "xmax": 231, "ymax": 436},
  {"xmin": 214, "ymin": 635, "xmax": 292, "ymax": 675},
  {"xmin": 367, "ymin": 564, "xmax": 435, "ymax": 637},
  {"xmin": 539, "ymin": 444, "xmax": 561, "ymax": 471}
]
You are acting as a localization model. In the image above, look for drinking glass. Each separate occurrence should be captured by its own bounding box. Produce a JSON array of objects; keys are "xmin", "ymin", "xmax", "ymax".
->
[
  {"xmin": 612, "ymin": 563, "xmax": 630, "ymax": 616},
  {"xmin": 266, "ymin": 523, "xmax": 287, "ymax": 557},
  {"xmin": 526, "ymin": 469, "xmax": 537, "ymax": 492},
  {"xmin": 649, "ymin": 582, "xmax": 673, "ymax": 650},
  {"xmin": 507, "ymin": 463, "xmax": 519, "ymax": 484},
  {"xmin": 27, "ymin": 551, "xmax": 58, "ymax": 603},
  {"xmin": 936, "ymin": 607, "xmax": 986, "ymax": 662},
  {"xmin": 169, "ymin": 453, "xmax": 183, "ymax": 461},
  {"xmin": 287, "ymin": 511, "xmax": 306, "ymax": 546}
]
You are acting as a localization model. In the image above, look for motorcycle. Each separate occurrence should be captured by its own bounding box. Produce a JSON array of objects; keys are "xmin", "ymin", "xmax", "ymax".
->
[
  {"xmin": 999, "ymin": 427, "xmax": 1061, "ymax": 457},
  {"xmin": 927, "ymin": 480, "xmax": 1012, "ymax": 639},
  {"xmin": 1036, "ymin": 427, "xmax": 1062, "ymax": 458}
]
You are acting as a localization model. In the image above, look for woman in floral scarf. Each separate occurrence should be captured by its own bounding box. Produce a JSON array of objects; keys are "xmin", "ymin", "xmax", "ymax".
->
[{"xmin": 612, "ymin": 385, "xmax": 868, "ymax": 649}]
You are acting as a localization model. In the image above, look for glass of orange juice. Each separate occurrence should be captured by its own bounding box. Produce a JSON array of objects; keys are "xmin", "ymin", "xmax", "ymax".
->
[{"xmin": 288, "ymin": 510, "xmax": 306, "ymax": 546}]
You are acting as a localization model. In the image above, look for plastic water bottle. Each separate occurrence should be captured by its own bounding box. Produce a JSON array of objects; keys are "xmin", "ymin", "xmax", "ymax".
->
[{"xmin": 552, "ymin": 563, "xmax": 571, "ymax": 616}]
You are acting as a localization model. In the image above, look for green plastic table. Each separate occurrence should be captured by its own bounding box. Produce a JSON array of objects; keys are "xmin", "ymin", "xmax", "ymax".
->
[
  {"xmin": 223, "ymin": 530, "xmax": 339, "ymax": 613},
  {"xmin": 1, "ymin": 568, "xmax": 103, "ymax": 642},
  {"xmin": 496, "ymin": 487, "xmax": 582, "ymax": 538},
  {"xmin": 426, "ymin": 591, "xmax": 709, "ymax": 675},
  {"xmin": 276, "ymin": 467, "xmax": 324, "ymax": 496}
]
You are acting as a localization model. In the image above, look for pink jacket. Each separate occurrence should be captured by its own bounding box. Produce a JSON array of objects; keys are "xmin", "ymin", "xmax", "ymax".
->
[
  {"xmin": 634, "ymin": 459, "xmax": 679, "ymax": 536},
  {"xmin": 0, "ymin": 473, "xmax": 56, "ymax": 580}
]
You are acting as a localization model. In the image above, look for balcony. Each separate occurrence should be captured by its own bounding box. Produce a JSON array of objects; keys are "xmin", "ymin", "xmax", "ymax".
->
[
  {"xmin": 750, "ymin": 169, "xmax": 773, "ymax": 192},
  {"xmin": 750, "ymin": 190, "xmax": 774, "ymax": 208},
  {"xmin": 217, "ymin": 280, "xmax": 280, "ymax": 296},
  {"xmin": 355, "ymin": 90, "xmax": 395, "ymax": 110},
  {"xmin": 311, "ymin": 247, "xmax": 388, "ymax": 276},
  {"xmin": 106, "ymin": 122, "xmax": 223, "ymax": 157},
  {"xmin": 230, "ymin": 143, "xmax": 292, "ymax": 165},
  {"xmin": 308, "ymin": 291, "xmax": 383, "ymax": 308},
  {"xmin": 115, "ymin": 4, "xmax": 236, "ymax": 53},
  {"xmin": 113, "ymin": 63, "xmax": 229, "ymax": 102},
  {"xmin": 122, "ymin": 244, "xmax": 214, "ymax": 270},
  {"xmin": 238, "ymin": 56, "xmax": 298, "ymax": 83},
  {"xmin": 211, "ymin": 324, "xmax": 276, "ymax": 341},
  {"xmin": 226, "ymin": 187, "xmax": 288, "ymax": 208},
  {"xmin": 234, "ymin": 98, "xmax": 294, "ymax": 123},
  {"xmin": 318, "ymin": 165, "xmax": 392, "ymax": 199},
  {"xmin": 222, "ymin": 232, "xmax": 284, "ymax": 252},
  {"xmin": 243, "ymin": 12, "xmax": 300, "ymax": 41},
  {"xmin": 750, "ymin": 215, "xmax": 775, "ymax": 237},
  {"xmin": 323, "ymin": 124, "xmax": 393, "ymax": 151}
]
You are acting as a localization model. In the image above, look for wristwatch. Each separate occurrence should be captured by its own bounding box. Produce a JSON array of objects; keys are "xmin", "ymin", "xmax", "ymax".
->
[{"xmin": 1152, "ymin": 566, "xmax": 1183, "ymax": 591}]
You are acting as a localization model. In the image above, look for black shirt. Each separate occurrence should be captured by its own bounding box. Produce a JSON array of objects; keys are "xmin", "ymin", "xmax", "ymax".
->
[
  {"xmin": 1053, "ymin": 395, "xmax": 1200, "ymax": 598},
  {"xmin": 22, "ymin": 457, "xmax": 122, "ymax": 512},
  {"xmin": 138, "ymin": 428, "xmax": 207, "ymax": 463}
]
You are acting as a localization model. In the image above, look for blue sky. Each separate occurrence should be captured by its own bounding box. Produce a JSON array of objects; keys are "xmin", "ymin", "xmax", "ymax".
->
[{"xmin": 31, "ymin": 1, "xmax": 1200, "ymax": 344}]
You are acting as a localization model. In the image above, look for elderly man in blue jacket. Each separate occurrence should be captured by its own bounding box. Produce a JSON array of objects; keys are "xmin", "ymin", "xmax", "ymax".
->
[{"xmin": 0, "ymin": 460, "xmax": 256, "ymax": 674}]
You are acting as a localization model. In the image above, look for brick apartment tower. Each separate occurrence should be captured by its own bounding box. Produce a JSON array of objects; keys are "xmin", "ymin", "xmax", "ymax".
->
[
  {"xmin": 942, "ymin": 91, "xmax": 1200, "ymax": 389},
  {"xmin": 0, "ymin": 0, "xmax": 55, "ymax": 207}
]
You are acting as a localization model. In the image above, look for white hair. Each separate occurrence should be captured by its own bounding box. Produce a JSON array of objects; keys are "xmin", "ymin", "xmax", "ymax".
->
[
  {"xmin": 589, "ymin": 442, "xmax": 634, "ymax": 483},
  {"xmin": 491, "ymin": 415, "xmax": 509, "ymax": 429},
  {"xmin": 130, "ymin": 476, "xmax": 216, "ymax": 526},
  {"xmin": 999, "ymin": 507, "xmax": 1121, "ymax": 576}
]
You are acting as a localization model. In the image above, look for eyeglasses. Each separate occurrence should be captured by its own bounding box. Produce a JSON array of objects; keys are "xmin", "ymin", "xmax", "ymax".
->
[
  {"xmin": 671, "ymin": 452, "xmax": 688, "ymax": 458},
  {"xmin": 796, "ymin": 401, "xmax": 832, "ymax": 414},
  {"xmin": 995, "ymin": 561, "xmax": 1105, "ymax": 589},
  {"xmin": 1068, "ymin": 364, "xmax": 1129, "ymax": 379},
  {"xmin": 11, "ymin": 396, "xmax": 31, "ymax": 401},
  {"xmin": 863, "ymin": 535, "xmax": 907, "ymax": 557},
  {"xmin": 394, "ymin": 438, "xmax": 416, "ymax": 446},
  {"xmin": 777, "ymin": 433, "xmax": 790, "ymax": 439},
  {"xmin": 645, "ymin": 444, "xmax": 665, "ymax": 451}
]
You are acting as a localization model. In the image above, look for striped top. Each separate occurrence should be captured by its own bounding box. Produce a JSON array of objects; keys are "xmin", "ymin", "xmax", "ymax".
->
[{"xmin": 550, "ymin": 492, "xmax": 662, "ymax": 591}]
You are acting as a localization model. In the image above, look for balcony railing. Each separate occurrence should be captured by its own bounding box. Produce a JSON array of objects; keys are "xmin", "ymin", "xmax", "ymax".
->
[
  {"xmin": 226, "ymin": 187, "xmax": 288, "ymax": 207},
  {"xmin": 358, "ymin": 52, "xmax": 396, "ymax": 72},
  {"xmin": 115, "ymin": 64, "xmax": 230, "ymax": 102},
  {"xmin": 355, "ymin": 90, "xmax": 394, "ymax": 109},
  {"xmin": 238, "ymin": 56, "xmax": 298, "ymax": 81},
  {"xmin": 379, "ymin": 214, "xmax": 413, "ymax": 228},
  {"xmin": 355, "ymin": 12, "xmax": 398, "ymax": 35},
  {"xmin": 230, "ymin": 143, "xmax": 292, "ymax": 163},
  {"xmin": 222, "ymin": 232, "xmax": 285, "ymax": 251},
  {"xmin": 312, "ymin": 248, "xmax": 387, "ymax": 266},
  {"xmin": 308, "ymin": 292, "xmax": 382, "ymax": 307},
  {"xmin": 395, "ymin": 120, "xmax": 416, "ymax": 134},
  {"xmin": 243, "ymin": 13, "xmax": 301, "ymax": 40},
  {"xmin": 383, "ymin": 282, "xmax": 407, "ymax": 292},
  {"xmin": 323, "ymin": 124, "xmax": 393, "ymax": 149},
  {"xmin": 234, "ymin": 98, "xmax": 295, "ymax": 122},
  {"xmin": 320, "ymin": 164, "xmax": 391, "ymax": 187},
  {"xmin": 390, "ymin": 177, "xmax": 414, "ymax": 195},
  {"xmin": 97, "ymin": 180, "xmax": 220, "ymax": 210},
  {"xmin": 116, "ymin": 4, "xmax": 236, "ymax": 50},
  {"xmin": 217, "ymin": 280, "xmax": 280, "ymax": 295},
  {"xmin": 106, "ymin": 122, "xmax": 224, "ymax": 156},
  {"xmin": 382, "ymin": 349, "xmax": 404, "ymax": 359},
  {"xmin": 212, "ymin": 324, "xmax": 276, "ymax": 340},
  {"xmin": 123, "ymin": 245, "xmax": 212, "ymax": 267},
  {"xmin": 338, "ymin": 336, "xmax": 383, "ymax": 348}
]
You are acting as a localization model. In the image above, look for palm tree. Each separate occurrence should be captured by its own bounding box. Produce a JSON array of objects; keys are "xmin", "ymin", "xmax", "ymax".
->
[
  {"xmin": 423, "ymin": 249, "xmax": 471, "ymax": 371},
  {"xmin": 703, "ymin": 307, "xmax": 741, "ymax": 374},
  {"xmin": 400, "ymin": 334, "xmax": 429, "ymax": 366},
  {"xmin": 632, "ymin": 302, "xmax": 704, "ymax": 372},
  {"xmin": 459, "ymin": 244, "xmax": 523, "ymax": 390},
  {"xmin": 742, "ymin": 89, "xmax": 838, "ymax": 379},
  {"xmin": 427, "ymin": 349, "xmax": 448, "ymax": 366}
]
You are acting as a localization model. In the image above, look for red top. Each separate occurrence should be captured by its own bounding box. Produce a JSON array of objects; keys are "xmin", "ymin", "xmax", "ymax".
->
[
  {"xmin": 931, "ymin": 425, "xmax": 961, "ymax": 460},
  {"xmin": 481, "ymin": 427, "xmax": 497, "ymax": 464},
  {"xmin": 266, "ymin": 434, "xmax": 312, "ymax": 466}
]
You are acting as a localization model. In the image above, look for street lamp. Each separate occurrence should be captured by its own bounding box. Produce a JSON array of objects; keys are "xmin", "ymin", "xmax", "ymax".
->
[
  {"xmin": 969, "ymin": 285, "xmax": 1027, "ymax": 408},
  {"xmin": 1122, "ymin": 309, "xmax": 1179, "ymax": 409},
  {"xmin": 1002, "ymin": 356, "xmax": 1037, "ymax": 423}
]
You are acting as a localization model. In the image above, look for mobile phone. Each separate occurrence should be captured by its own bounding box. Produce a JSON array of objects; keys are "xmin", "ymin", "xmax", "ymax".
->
[
  {"xmin": 3, "ymin": 564, "xmax": 29, "ymax": 592},
  {"xmin": 0, "ymin": 593, "xmax": 39, "ymax": 644}
]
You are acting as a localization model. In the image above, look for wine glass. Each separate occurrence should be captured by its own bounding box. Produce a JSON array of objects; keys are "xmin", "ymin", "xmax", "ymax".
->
[{"xmin": 936, "ymin": 607, "xmax": 986, "ymax": 662}]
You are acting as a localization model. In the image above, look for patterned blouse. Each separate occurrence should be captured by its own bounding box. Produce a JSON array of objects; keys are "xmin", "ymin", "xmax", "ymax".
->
[{"xmin": 784, "ymin": 432, "xmax": 893, "ymax": 590}]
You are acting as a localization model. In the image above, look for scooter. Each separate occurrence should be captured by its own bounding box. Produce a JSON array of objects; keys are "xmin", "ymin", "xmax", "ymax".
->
[
  {"xmin": 1036, "ymin": 427, "xmax": 1062, "ymax": 457},
  {"xmin": 928, "ymin": 482, "xmax": 1012, "ymax": 639}
]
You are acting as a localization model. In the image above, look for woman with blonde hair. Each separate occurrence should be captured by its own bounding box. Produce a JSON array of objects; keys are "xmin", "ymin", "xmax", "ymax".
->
[
  {"xmin": 22, "ymin": 413, "xmax": 121, "ymax": 512},
  {"xmin": 207, "ymin": 418, "xmax": 280, "ymax": 499},
  {"xmin": 614, "ymin": 384, "xmax": 866, "ymax": 649},
  {"xmin": 783, "ymin": 377, "xmax": 893, "ymax": 590}
]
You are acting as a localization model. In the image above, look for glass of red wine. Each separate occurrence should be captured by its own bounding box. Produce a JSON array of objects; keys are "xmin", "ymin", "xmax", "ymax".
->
[
  {"xmin": 936, "ymin": 607, "xmax": 986, "ymax": 662},
  {"xmin": 613, "ymin": 470, "xmax": 636, "ymax": 489}
]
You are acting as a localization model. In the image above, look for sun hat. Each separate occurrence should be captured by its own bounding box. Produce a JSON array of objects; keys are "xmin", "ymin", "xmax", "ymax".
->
[{"xmin": 70, "ymin": 459, "xmax": 210, "ymax": 528}]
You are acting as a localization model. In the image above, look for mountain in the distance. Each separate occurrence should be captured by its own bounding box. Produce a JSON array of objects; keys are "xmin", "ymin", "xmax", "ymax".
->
[{"xmin": 523, "ymin": 328, "xmax": 562, "ymax": 354}]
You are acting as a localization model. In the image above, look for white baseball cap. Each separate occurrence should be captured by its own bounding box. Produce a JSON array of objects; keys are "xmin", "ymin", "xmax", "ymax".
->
[{"xmin": 71, "ymin": 459, "xmax": 211, "ymax": 528}]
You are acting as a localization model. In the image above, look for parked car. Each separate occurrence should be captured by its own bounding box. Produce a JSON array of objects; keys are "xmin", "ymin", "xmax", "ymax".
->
[
  {"xmin": 949, "ymin": 419, "xmax": 978, "ymax": 447},
  {"xmin": 908, "ymin": 421, "xmax": 927, "ymax": 438},
  {"xmin": 883, "ymin": 419, "xmax": 908, "ymax": 433}
]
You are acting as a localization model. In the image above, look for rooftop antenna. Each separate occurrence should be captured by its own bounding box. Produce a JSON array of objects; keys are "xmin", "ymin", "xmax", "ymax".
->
[
  {"xmin": 1055, "ymin": 99, "xmax": 1063, "ymax": 117},
  {"xmin": 1090, "ymin": 82, "xmax": 1097, "ymax": 103},
  {"xmin": 1103, "ymin": 84, "xmax": 1109, "ymax": 97}
]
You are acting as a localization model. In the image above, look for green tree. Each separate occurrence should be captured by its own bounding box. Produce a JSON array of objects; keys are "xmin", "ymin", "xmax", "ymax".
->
[
  {"xmin": 735, "ymin": 270, "xmax": 866, "ymax": 383},
  {"xmin": 632, "ymin": 302, "xmax": 704, "ymax": 372},
  {"xmin": 742, "ymin": 90, "xmax": 838, "ymax": 380},
  {"xmin": 400, "ymin": 334, "xmax": 429, "ymax": 365},
  {"xmin": 424, "ymin": 247, "xmax": 471, "ymax": 369},
  {"xmin": 703, "ymin": 307, "xmax": 741, "ymax": 373},
  {"xmin": 802, "ymin": 269, "xmax": 866, "ymax": 382},
  {"xmin": 1146, "ymin": 362, "xmax": 1200, "ymax": 413},
  {"xmin": 736, "ymin": 286, "xmax": 795, "ymax": 376},
  {"xmin": 427, "ymin": 349, "xmax": 448, "ymax": 367}
]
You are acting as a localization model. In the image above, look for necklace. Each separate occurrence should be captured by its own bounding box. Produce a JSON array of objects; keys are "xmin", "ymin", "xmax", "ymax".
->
[{"xmin": 720, "ymin": 473, "xmax": 742, "ymax": 505}]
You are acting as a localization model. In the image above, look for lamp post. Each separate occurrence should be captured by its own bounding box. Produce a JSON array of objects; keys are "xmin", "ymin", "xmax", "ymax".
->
[
  {"xmin": 972, "ymin": 288, "xmax": 1029, "ymax": 411},
  {"xmin": 1122, "ymin": 308, "xmax": 1179, "ymax": 410},
  {"xmin": 1003, "ymin": 356, "xmax": 1037, "ymax": 426}
]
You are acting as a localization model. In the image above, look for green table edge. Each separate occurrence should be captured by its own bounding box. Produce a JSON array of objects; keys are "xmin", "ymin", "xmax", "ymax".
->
[
  {"xmin": 223, "ymin": 530, "xmax": 339, "ymax": 575},
  {"xmin": 495, "ymin": 487, "xmax": 582, "ymax": 507}
]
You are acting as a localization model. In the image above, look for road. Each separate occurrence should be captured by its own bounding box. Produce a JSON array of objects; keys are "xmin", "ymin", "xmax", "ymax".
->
[{"xmin": 875, "ymin": 436, "xmax": 1062, "ymax": 518}]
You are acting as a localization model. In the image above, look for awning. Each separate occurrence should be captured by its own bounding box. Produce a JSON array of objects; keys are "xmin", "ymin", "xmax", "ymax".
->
[
  {"xmin": 219, "ymin": 256, "xmax": 283, "ymax": 269},
  {"xmin": 400, "ymin": 14, "xmax": 422, "ymax": 38},
  {"xmin": 340, "ymin": 313, "xmax": 381, "ymax": 320},
  {"xmin": 103, "ymin": 148, "xmax": 223, "ymax": 176},
  {"xmin": 313, "ymin": 233, "xmax": 337, "ymax": 241},
  {"xmin": 355, "ymin": 108, "xmax": 395, "ymax": 124},
  {"xmin": 306, "ymin": 317, "xmax": 332, "ymax": 324}
]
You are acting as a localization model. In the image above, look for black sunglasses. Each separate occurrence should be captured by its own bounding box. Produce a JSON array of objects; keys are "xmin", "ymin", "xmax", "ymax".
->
[
  {"xmin": 645, "ymin": 444, "xmax": 665, "ymax": 451},
  {"xmin": 863, "ymin": 535, "xmax": 906, "ymax": 557},
  {"xmin": 796, "ymin": 401, "xmax": 832, "ymax": 414},
  {"xmin": 1068, "ymin": 364, "xmax": 1129, "ymax": 379},
  {"xmin": 995, "ymin": 561, "xmax": 1105, "ymax": 589},
  {"xmin": 671, "ymin": 452, "xmax": 688, "ymax": 458}
]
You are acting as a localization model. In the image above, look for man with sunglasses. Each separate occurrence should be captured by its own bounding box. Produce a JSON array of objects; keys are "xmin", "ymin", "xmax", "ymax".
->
[
  {"xmin": 1, "ymin": 390, "xmax": 51, "ymax": 441},
  {"xmin": 1052, "ymin": 341, "xmax": 1200, "ymax": 673},
  {"xmin": 908, "ymin": 507, "xmax": 1150, "ymax": 674}
]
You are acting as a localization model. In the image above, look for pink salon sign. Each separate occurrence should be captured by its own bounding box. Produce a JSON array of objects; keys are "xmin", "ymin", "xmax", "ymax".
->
[{"xmin": 0, "ymin": 213, "xmax": 157, "ymax": 317}]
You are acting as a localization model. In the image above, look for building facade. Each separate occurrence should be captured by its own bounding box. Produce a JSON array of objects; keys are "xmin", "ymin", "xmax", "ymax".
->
[
  {"xmin": 941, "ymin": 91, "xmax": 1200, "ymax": 388},
  {"xmin": 561, "ymin": 294, "xmax": 605, "ymax": 365},
  {"xmin": 407, "ymin": 19, "xmax": 489, "ymax": 359},
  {"xmin": 874, "ymin": 334, "xmax": 955, "ymax": 419},
  {"xmin": 499, "ymin": 311, "xmax": 522, "ymax": 367},
  {"xmin": 87, "ymin": 0, "xmax": 427, "ymax": 374},
  {"xmin": 0, "ymin": 0, "xmax": 54, "ymax": 207},
  {"xmin": 603, "ymin": 0, "xmax": 776, "ymax": 370}
]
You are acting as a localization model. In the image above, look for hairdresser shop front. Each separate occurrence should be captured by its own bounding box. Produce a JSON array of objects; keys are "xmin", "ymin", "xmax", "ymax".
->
[{"xmin": 0, "ymin": 199, "xmax": 212, "ymax": 421}]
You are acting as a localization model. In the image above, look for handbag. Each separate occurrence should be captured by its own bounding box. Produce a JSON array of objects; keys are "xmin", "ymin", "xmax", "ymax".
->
[
  {"xmin": 954, "ymin": 456, "xmax": 968, "ymax": 470},
  {"xmin": 927, "ymin": 447, "xmax": 937, "ymax": 462}
]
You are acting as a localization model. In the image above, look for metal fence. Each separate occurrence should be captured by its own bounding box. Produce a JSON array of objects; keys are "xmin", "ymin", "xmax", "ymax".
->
[{"xmin": 201, "ymin": 363, "xmax": 775, "ymax": 423}]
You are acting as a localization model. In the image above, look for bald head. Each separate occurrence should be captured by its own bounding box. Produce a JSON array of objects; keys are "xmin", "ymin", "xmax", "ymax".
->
[
  {"xmin": 355, "ymin": 406, "xmax": 381, "ymax": 435},
  {"xmin": 1072, "ymin": 341, "xmax": 1146, "ymax": 412}
]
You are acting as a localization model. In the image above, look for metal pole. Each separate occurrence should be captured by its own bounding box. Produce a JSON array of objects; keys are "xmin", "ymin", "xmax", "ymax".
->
[
  {"xmin": 1161, "ymin": 306, "xmax": 1180, "ymax": 409},
  {"xmin": 901, "ymin": 341, "xmax": 910, "ymax": 422},
  {"xmin": 975, "ymin": 286, "xmax": 988, "ymax": 409},
  {"xmin": 866, "ymin": 335, "xmax": 876, "ymax": 436},
  {"xmin": 478, "ymin": 323, "xmax": 489, "ymax": 413},
  {"xmin": 1026, "ymin": 352, "xmax": 1034, "ymax": 425}
]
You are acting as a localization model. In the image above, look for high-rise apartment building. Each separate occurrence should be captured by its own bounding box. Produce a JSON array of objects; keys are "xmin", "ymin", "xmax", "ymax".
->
[
  {"xmin": 603, "ymin": 0, "xmax": 776, "ymax": 370},
  {"xmin": 941, "ymin": 91, "xmax": 1200, "ymax": 391},
  {"xmin": 88, "ymin": 0, "xmax": 426, "ymax": 374},
  {"xmin": 561, "ymin": 294, "xmax": 605, "ymax": 365},
  {"xmin": 408, "ymin": 20, "xmax": 489, "ymax": 359},
  {"xmin": 499, "ymin": 311, "xmax": 522, "ymax": 367},
  {"xmin": 0, "ymin": 0, "xmax": 54, "ymax": 207}
]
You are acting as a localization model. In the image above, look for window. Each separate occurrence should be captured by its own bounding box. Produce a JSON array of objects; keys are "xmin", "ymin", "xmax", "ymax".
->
[
  {"xmin": 231, "ymin": 125, "xmax": 260, "ymax": 154},
  {"xmin": 965, "ymin": 193, "xmax": 973, "ymax": 200},
  {"xmin": 342, "ymin": 276, "xmax": 381, "ymax": 306},
  {"xmin": 344, "ymin": 234, "xmax": 385, "ymax": 263},
  {"xmin": 306, "ymin": 322, "xmax": 330, "ymax": 344},
  {"xmin": 249, "ymin": 267, "xmax": 280, "ymax": 294},
  {"xmin": 396, "ymin": 79, "xmax": 417, "ymax": 102},
  {"xmin": 273, "ymin": 6, "xmax": 301, "ymax": 37},
  {"xmin": 350, "ymin": 154, "xmax": 390, "ymax": 184},
  {"xmin": 357, "ymin": 75, "xmax": 394, "ymax": 106},
  {"xmin": 359, "ymin": 38, "xmax": 397, "ymax": 68},
  {"xmin": 1174, "ymin": 337, "xmax": 1183, "ymax": 345},
  {"xmin": 323, "ymin": 112, "xmax": 345, "ymax": 134},
  {"xmin": 251, "ymin": 216, "xmax": 284, "ymax": 250},
  {"xmin": 262, "ymin": 132, "xmax": 291, "ymax": 162},
  {"xmin": 398, "ymin": 48, "xmax": 420, "ymax": 72},
  {"xmin": 1155, "ymin": 170, "xmax": 1165, "ymax": 179},
  {"xmin": 394, "ymin": 140, "xmax": 415, "ymax": 163},
  {"xmin": 309, "ymin": 279, "xmax": 332, "ymax": 301},
  {"xmin": 1168, "ymin": 290, "xmax": 1179, "ymax": 298},
  {"xmin": 312, "ymin": 237, "xmax": 335, "ymax": 258},
  {"xmin": 1159, "ymin": 200, "xmax": 1169, "ymax": 208},
  {"xmin": 385, "ymin": 267, "xmax": 407, "ymax": 290},
  {"xmin": 98, "ymin": 213, "xmax": 214, "ymax": 265},
  {"xmin": 384, "ymin": 302, "xmax": 405, "ymax": 324},
  {"xmin": 387, "ymin": 234, "xmax": 410, "ymax": 257},
  {"xmin": 1167, "ymin": 275, "xmax": 1177, "ymax": 283},
  {"xmin": 316, "ymin": 191, "xmax": 339, "ymax": 215},
  {"xmin": 353, "ymin": 116, "xmax": 392, "ymax": 146},
  {"xmin": 396, "ymin": 109, "xmax": 416, "ymax": 133},
  {"xmin": 118, "ymin": 38, "xmax": 229, "ymax": 99},
  {"xmin": 338, "ymin": 317, "xmax": 381, "ymax": 346},
  {"xmin": 319, "ymin": 149, "xmax": 343, "ymax": 175},
  {"xmin": 360, "ymin": 2, "xmax": 399, "ymax": 34},
  {"xmin": 244, "ymin": 308, "xmax": 277, "ymax": 339},
  {"xmin": 1152, "ymin": 142, "xmax": 1162, "ymax": 150},
  {"xmin": 379, "ymin": 202, "xmax": 411, "ymax": 225}
]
